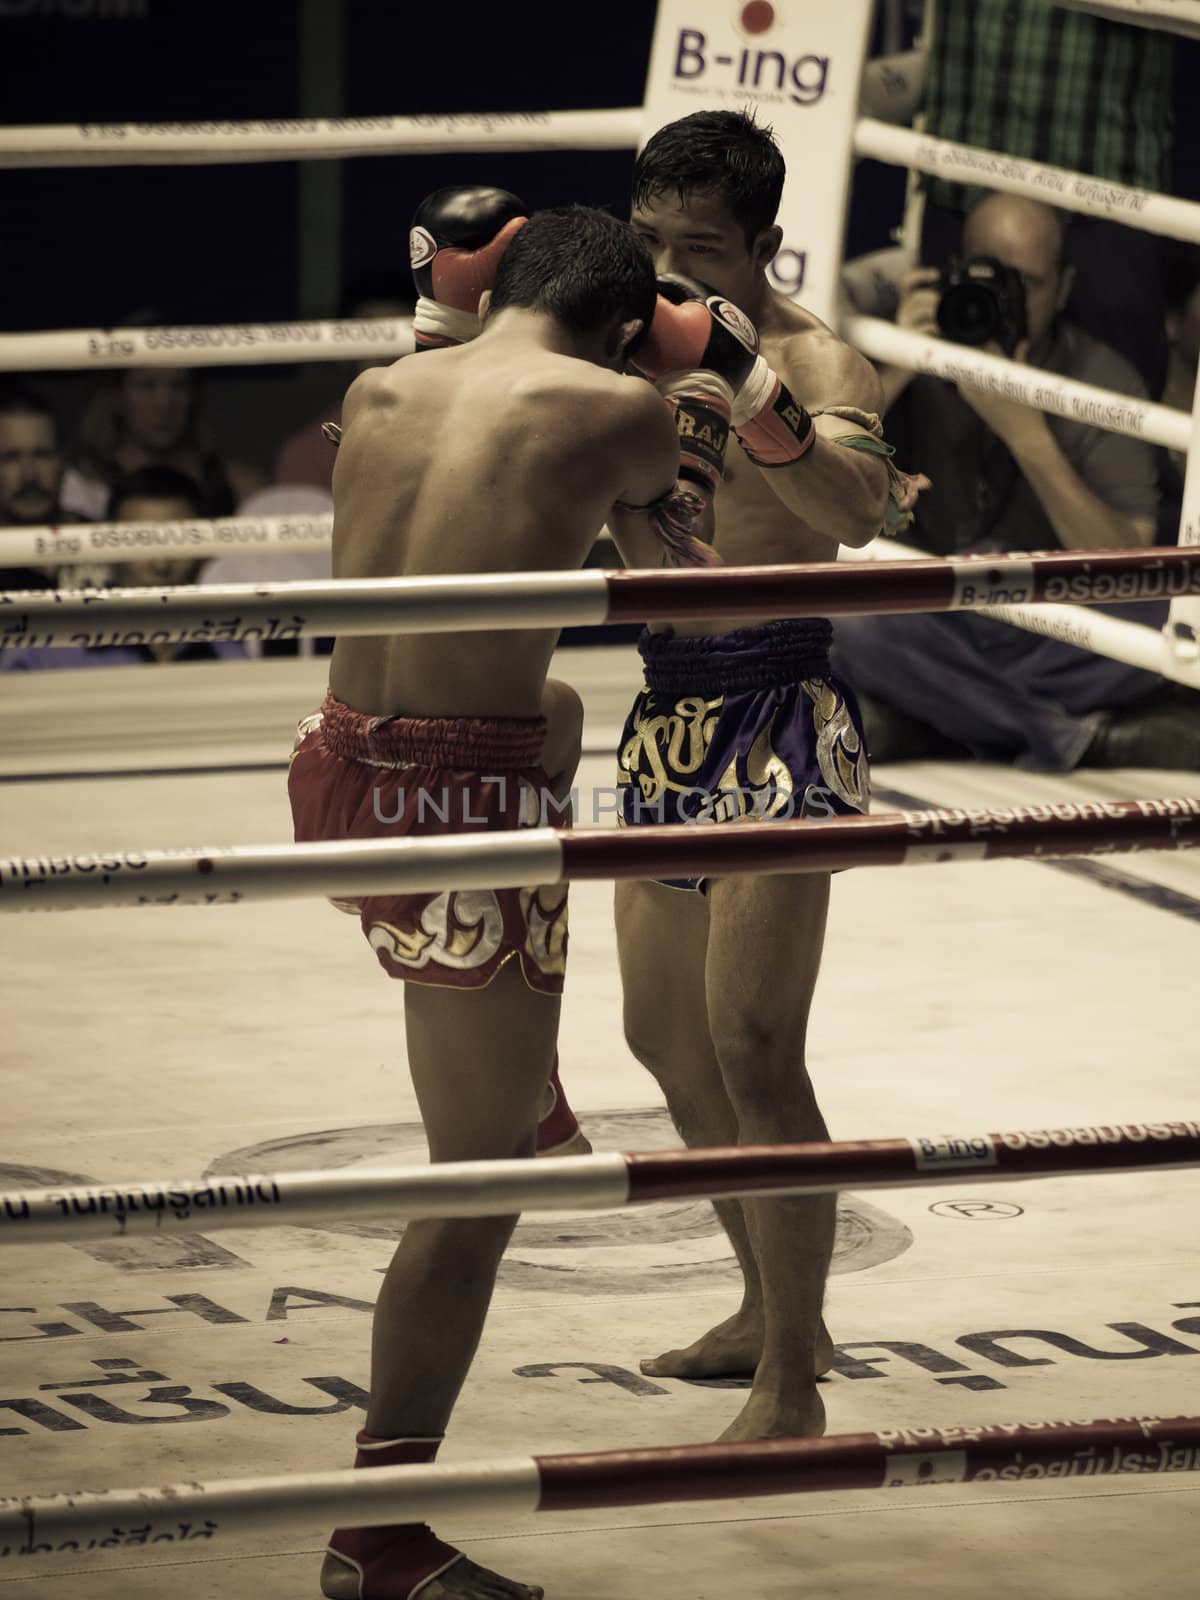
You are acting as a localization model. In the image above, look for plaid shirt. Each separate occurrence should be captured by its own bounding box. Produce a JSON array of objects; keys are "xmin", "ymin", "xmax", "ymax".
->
[{"xmin": 922, "ymin": 0, "xmax": 1174, "ymax": 211}]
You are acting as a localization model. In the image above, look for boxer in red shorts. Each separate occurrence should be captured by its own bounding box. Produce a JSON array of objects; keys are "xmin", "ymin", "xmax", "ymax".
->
[{"xmin": 292, "ymin": 194, "xmax": 741, "ymax": 1600}]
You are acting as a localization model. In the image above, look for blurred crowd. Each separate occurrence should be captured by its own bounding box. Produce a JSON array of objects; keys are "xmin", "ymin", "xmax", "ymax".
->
[{"xmin": 0, "ymin": 276, "xmax": 414, "ymax": 668}]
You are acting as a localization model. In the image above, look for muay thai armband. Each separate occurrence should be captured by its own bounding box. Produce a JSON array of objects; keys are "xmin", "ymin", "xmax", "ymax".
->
[
  {"xmin": 810, "ymin": 404, "xmax": 930, "ymax": 535},
  {"xmin": 613, "ymin": 484, "xmax": 721, "ymax": 569}
]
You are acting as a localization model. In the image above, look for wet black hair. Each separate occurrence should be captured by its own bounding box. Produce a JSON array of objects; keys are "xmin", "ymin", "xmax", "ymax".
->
[
  {"xmin": 489, "ymin": 205, "xmax": 656, "ymax": 337},
  {"xmin": 633, "ymin": 108, "xmax": 785, "ymax": 247}
]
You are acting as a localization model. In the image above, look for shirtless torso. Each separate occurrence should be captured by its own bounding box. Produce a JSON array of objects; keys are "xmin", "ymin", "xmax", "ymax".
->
[
  {"xmin": 638, "ymin": 292, "xmax": 888, "ymax": 636},
  {"xmin": 328, "ymin": 316, "xmax": 679, "ymax": 723}
]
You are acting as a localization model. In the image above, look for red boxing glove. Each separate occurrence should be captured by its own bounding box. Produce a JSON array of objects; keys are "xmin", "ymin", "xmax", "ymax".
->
[
  {"xmin": 409, "ymin": 186, "xmax": 527, "ymax": 351},
  {"xmin": 634, "ymin": 273, "xmax": 816, "ymax": 470},
  {"xmin": 632, "ymin": 275, "xmax": 762, "ymax": 499}
]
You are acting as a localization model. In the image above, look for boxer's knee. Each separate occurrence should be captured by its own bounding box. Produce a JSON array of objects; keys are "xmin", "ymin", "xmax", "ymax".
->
[{"xmin": 711, "ymin": 1012, "xmax": 820, "ymax": 1126}]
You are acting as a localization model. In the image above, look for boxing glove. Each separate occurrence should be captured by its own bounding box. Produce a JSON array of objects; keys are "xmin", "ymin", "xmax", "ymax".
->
[
  {"xmin": 409, "ymin": 186, "xmax": 527, "ymax": 351},
  {"xmin": 630, "ymin": 275, "xmax": 753, "ymax": 499},
  {"xmin": 636, "ymin": 274, "xmax": 816, "ymax": 470}
]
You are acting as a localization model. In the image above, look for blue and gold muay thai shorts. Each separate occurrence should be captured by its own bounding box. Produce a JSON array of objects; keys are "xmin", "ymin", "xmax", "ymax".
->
[{"xmin": 616, "ymin": 618, "xmax": 870, "ymax": 891}]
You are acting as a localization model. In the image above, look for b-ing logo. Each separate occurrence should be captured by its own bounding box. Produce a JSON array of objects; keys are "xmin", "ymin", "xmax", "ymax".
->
[
  {"xmin": 674, "ymin": 28, "xmax": 829, "ymax": 106},
  {"xmin": 708, "ymin": 297, "xmax": 758, "ymax": 353},
  {"xmin": 409, "ymin": 226, "xmax": 437, "ymax": 270},
  {"xmin": 735, "ymin": 1, "xmax": 776, "ymax": 39}
]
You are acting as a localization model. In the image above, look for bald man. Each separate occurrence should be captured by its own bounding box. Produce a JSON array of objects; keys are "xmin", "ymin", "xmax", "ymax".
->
[{"xmin": 836, "ymin": 191, "xmax": 1200, "ymax": 772}]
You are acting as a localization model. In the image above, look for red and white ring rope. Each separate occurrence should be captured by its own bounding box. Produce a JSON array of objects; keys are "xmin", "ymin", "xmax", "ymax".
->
[
  {"xmin": 0, "ymin": 799, "xmax": 1196, "ymax": 913},
  {"xmin": 1, "ymin": 1122, "xmax": 1196, "ymax": 1245},
  {"xmin": 3, "ymin": 1416, "xmax": 1198, "ymax": 1559},
  {"xmin": 2, "ymin": 548, "xmax": 1197, "ymax": 650}
]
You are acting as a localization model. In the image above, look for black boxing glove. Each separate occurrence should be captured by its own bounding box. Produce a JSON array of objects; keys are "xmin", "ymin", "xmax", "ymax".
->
[
  {"xmin": 409, "ymin": 186, "xmax": 528, "ymax": 351},
  {"xmin": 635, "ymin": 273, "xmax": 816, "ymax": 470}
]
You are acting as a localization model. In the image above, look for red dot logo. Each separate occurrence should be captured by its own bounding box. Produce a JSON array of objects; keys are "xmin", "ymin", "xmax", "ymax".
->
[{"xmin": 740, "ymin": 0, "xmax": 775, "ymax": 34}]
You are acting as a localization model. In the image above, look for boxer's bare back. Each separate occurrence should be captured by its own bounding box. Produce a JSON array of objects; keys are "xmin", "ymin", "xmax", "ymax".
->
[{"xmin": 329, "ymin": 311, "xmax": 680, "ymax": 732}]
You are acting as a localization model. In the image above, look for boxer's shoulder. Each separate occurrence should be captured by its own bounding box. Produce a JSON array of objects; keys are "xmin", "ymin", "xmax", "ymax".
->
[
  {"xmin": 760, "ymin": 301, "xmax": 881, "ymax": 413},
  {"xmin": 341, "ymin": 364, "xmax": 396, "ymax": 421}
]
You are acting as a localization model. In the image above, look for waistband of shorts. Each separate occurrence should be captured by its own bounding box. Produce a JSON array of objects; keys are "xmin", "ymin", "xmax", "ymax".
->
[
  {"xmin": 315, "ymin": 691, "xmax": 546, "ymax": 770},
  {"xmin": 637, "ymin": 619, "xmax": 833, "ymax": 695}
]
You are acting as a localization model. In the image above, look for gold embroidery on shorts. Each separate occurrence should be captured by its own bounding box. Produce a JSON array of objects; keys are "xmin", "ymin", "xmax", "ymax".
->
[
  {"xmin": 804, "ymin": 679, "xmax": 870, "ymax": 811},
  {"xmin": 618, "ymin": 693, "xmax": 722, "ymax": 803},
  {"xmin": 520, "ymin": 881, "xmax": 569, "ymax": 978},
  {"xmin": 367, "ymin": 889, "xmax": 504, "ymax": 972},
  {"xmin": 709, "ymin": 710, "xmax": 794, "ymax": 821}
]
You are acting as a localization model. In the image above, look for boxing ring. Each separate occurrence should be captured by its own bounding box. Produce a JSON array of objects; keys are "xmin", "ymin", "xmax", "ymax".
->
[{"xmin": 2, "ymin": 0, "xmax": 1199, "ymax": 1591}]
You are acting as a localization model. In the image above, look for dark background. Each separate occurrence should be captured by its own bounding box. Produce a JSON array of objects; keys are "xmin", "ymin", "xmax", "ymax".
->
[{"xmin": 1, "ymin": 0, "xmax": 1193, "ymax": 474}]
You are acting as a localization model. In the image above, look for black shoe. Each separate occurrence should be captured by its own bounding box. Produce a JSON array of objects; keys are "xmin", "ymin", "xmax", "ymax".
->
[{"xmin": 1083, "ymin": 704, "xmax": 1200, "ymax": 770}]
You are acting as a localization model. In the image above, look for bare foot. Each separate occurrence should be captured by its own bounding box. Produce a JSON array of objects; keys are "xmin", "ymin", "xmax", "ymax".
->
[
  {"xmin": 640, "ymin": 1308, "xmax": 763, "ymax": 1379},
  {"xmin": 717, "ymin": 1384, "xmax": 827, "ymax": 1442},
  {"xmin": 641, "ymin": 1315, "xmax": 835, "ymax": 1381},
  {"xmin": 322, "ymin": 1549, "xmax": 544, "ymax": 1598}
]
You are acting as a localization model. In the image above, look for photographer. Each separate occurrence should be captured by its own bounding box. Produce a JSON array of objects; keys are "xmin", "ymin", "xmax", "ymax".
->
[{"xmin": 835, "ymin": 192, "xmax": 1200, "ymax": 772}]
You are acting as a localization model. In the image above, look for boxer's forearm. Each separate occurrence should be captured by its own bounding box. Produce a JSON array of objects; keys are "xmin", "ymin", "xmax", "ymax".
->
[
  {"xmin": 747, "ymin": 424, "xmax": 890, "ymax": 548},
  {"xmin": 607, "ymin": 504, "xmax": 674, "ymax": 568}
]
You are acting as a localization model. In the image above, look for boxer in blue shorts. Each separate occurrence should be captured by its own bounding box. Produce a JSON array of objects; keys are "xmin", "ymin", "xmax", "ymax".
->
[
  {"xmin": 618, "ymin": 618, "xmax": 870, "ymax": 890},
  {"xmin": 607, "ymin": 110, "xmax": 924, "ymax": 1445}
]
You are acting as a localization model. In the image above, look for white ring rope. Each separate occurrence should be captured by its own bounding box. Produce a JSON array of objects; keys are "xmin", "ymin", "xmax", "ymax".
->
[
  {"xmin": 1049, "ymin": 1, "xmax": 1200, "ymax": 40},
  {"xmin": 853, "ymin": 118, "xmax": 1200, "ymax": 244},
  {"xmin": 843, "ymin": 316, "xmax": 1192, "ymax": 454},
  {"xmin": 6, "ymin": 316, "xmax": 1187, "ymax": 467},
  {"xmin": 0, "ymin": 109, "xmax": 643, "ymax": 169},
  {"xmin": 0, "ymin": 318, "xmax": 413, "ymax": 372},
  {"xmin": 0, "ymin": 513, "xmax": 333, "ymax": 567}
]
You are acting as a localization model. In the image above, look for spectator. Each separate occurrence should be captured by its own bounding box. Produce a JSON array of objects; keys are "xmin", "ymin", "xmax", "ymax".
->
[
  {"xmin": 0, "ymin": 384, "xmax": 88, "ymax": 590},
  {"xmin": 64, "ymin": 357, "xmax": 264, "ymax": 521},
  {"xmin": 833, "ymin": 191, "xmax": 1200, "ymax": 771},
  {"xmin": 915, "ymin": 0, "xmax": 1175, "ymax": 396},
  {"xmin": 1, "ymin": 466, "xmax": 246, "ymax": 672},
  {"xmin": 274, "ymin": 273, "xmax": 414, "ymax": 491}
]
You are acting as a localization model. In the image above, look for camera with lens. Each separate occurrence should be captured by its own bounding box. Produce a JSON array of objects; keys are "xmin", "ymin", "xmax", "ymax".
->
[{"xmin": 936, "ymin": 256, "xmax": 1027, "ymax": 356}]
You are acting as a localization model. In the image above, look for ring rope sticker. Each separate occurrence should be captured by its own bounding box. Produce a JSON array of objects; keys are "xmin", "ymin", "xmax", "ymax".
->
[
  {"xmin": 909, "ymin": 1135, "xmax": 998, "ymax": 1171},
  {"xmin": 902, "ymin": 839, "xmax": 989, "ymax": 866},
  {"xmin": 950, "ymin": 559, "xmax": 1036, "ymax": 609},
  {"xmin": 883, "ymin": 1450, "xmax": 969, "ymax": 1488}
]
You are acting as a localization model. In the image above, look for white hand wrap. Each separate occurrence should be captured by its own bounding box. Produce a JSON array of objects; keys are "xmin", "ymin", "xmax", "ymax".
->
[
  {"xmin": 413, "ymin": 295, "xmax": 481, "ymax": 345},
  {"xmin": 730, "ymin": 354, "xmax": 779, "ymax": 427},
  {"xmin": 655, "ymin": 370, "xmax": 736, "ymax": 411}
]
